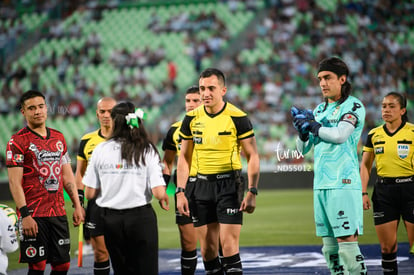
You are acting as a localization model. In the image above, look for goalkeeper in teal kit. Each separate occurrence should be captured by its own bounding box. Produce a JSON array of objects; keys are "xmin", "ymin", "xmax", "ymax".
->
[{"xmin": 292, "ymin": 57, "xmax": 367, "ymax": 275}]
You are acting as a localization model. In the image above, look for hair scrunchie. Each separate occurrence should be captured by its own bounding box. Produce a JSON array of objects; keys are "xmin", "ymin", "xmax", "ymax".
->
[{"xmin": 125, "ymin": 108, "xmax": 147, "ymax": 128}]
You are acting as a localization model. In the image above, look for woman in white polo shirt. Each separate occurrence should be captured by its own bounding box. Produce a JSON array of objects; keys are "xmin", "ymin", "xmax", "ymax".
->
[{"xmin": 84, "ymin": 101, "xmax": 169, "ymax": 275}]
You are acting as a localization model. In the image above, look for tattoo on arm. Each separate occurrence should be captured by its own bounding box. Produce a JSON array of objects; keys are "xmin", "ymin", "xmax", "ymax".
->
[{"xmin": 64, "ymin": 182, "xmax": 76, "ymax": 201}]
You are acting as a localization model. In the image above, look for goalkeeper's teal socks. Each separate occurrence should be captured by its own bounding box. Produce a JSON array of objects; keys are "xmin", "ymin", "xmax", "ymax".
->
[
  {"xmin": 322, "ymin": 237, "xmax": 345, "ymax": 274},
  {"xmin": 338, "ymin": 241, "xmax": 367, "ymax": 274}
]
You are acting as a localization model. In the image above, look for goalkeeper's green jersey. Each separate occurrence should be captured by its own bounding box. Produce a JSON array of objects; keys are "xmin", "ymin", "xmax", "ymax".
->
[{"xmin": 309, "ymin": 96, "xmax": 366, "ymax": 190}]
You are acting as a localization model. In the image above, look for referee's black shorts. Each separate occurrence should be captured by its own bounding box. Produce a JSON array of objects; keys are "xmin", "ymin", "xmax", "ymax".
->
[
  {"xmin": 191, "ymin": 170, "xmax": 245, "ymax": 227},
  {"xmin": 85, "ymin": 198, "xmax": 105, "ymax": 237},
  {"xmin": 175, "ymin": 176, "xmax": 196, "ymax": 225},
  {"xmin": 372, "ymin": 176, "xmax": 414, "ymax": 225}
]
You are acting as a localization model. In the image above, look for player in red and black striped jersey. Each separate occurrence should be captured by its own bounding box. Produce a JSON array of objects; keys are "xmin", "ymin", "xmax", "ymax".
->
[
  {"xmin": 6, "ymin": 90, "xmax": 84, "ymax": 274},
  {"xmin": 7, "ymin": 127, "xmax": 69, "ymax": 216}
]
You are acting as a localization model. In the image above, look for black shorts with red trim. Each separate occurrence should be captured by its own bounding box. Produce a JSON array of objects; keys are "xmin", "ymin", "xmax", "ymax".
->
[{"xmin": 19, "ymin": 216, "xmax": 70, "ymax": 264}]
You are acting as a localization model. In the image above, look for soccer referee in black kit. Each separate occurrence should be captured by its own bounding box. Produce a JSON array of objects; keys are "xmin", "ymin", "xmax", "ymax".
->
[{"xmin": 176, "ymin": 68, "xmax": 260, "ymax": 275}]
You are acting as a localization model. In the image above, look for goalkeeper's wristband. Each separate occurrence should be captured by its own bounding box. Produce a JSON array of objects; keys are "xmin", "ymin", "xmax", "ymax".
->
[
  {"xmin": 19, "ymin": 206, "xmax": 30, "ymax": 218},
  {"xmin": 163, "ymin": 174, "xmax": 171, "ymax": 187},
  {"xmin": 77, "ymin": 189, "xmax": 85, "ymax": 208}
]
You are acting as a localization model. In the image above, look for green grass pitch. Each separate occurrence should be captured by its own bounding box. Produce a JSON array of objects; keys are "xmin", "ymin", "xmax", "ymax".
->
[{"xmin": 5, "ymin": 188, "xmax": 409, "ymax": 271}]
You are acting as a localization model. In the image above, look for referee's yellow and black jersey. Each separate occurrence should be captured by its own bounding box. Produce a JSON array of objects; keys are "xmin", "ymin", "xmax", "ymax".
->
[
  {"xmin": 77, "ymin": 129, "xmax": 106, "ymax": 162},
  {"xmin": 162, "ymin": 121, "xmax": 198, "ymax": 177},
  {"xmin": 179, "ymin": 102, "xmax": 254, "ymax": 175},
  {"xmin": 363, "ymin": 121, "xmax": 414, "ymax": 177}
]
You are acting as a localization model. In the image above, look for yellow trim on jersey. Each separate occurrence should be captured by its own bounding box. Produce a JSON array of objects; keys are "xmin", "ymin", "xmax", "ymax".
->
[
  {"xmin": 77, "ymin": 129, "xmax": 106, "ymax": 162},
  {"xmin": 363, "ymin": 122, "xmax": 414, "ymax": 177}
]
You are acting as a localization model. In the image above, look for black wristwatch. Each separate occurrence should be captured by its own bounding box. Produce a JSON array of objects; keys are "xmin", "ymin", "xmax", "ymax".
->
[
  {"xmin": 175, "ymin": 187, "xmax": 185, "ymax": 194},
  {"xmin": 248, "ymin": 187, "xmax": 258, "ymax": 196}
]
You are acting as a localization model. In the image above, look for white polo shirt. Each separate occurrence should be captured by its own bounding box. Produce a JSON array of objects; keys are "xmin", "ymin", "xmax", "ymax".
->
[{"xmin": 83, "ymin": 140, "xmax": 165, "ymax": 209}]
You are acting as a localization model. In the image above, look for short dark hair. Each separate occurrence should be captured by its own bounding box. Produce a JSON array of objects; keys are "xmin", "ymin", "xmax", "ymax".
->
[
  {"xmin": 186, "ymin": 85, "xmax": 199, "ymax": 95},
  {"xmin": 19, "ymin": 90, "xmax": 45, "ymax": 109},
  {"xmin": 199, "ymin": 68, "xmax": 226, "ymax": 86}
]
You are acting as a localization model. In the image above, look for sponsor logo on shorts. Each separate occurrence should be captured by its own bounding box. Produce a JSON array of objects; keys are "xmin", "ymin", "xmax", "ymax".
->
[
  {"xmin": 373, "ymin": 212, "xmax": 384, "ymax": 218},
  {"xmin": 341, "ymin": 221, "xmax": 350, "ymax": 230},
  {"xmin": 396, "ymin": 177, "xmax": 413, "ymax": 183},
  {"xmin": 58, "ymin": 238, "xmax": 70, "ymax": 245},
  {"xmin": 85, "ymin": 222, "xmax": 96, "ymax": 229},
  {"xmin": 337, "ymin": 210, "xmax": 348, "ymax": 220},
  {"xmin": 226, "ymin": 208, "xmax": 239, "ymax": 215},
  {"xmin": 26, "ymin": 246, "xmax": 37, "ymax": 258},
  {"xmin": 316, "ymin": 223, "xmax": 324, "ymax": 227},
  {"xmin": 217, "ymin": 174, "xmax": 231, "ymax": 179}
]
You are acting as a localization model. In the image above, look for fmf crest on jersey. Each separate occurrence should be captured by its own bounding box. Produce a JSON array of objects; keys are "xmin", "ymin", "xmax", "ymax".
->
[{"xmin": 398, "ymin": 144, "xmax": 409, "ymax": 159}]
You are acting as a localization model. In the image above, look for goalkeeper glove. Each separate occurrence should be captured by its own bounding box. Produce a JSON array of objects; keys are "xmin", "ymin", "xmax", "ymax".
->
[
  {"xmin": 292, "ymin": 107, "xmax": 309, "ymax": 140},
  {"xmin": 308, "ymin": 121, "xmax": 322, "ymax": 137}
]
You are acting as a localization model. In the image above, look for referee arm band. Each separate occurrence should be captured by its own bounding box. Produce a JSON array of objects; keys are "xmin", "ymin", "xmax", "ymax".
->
[{"xmin": 362, "ymin": 192, "xmax": 368, "ymax": 196}]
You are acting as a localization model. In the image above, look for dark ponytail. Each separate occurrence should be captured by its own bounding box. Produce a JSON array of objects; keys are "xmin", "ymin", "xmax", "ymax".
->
[{"xmin": 110, "ymin": 101, "xmax": 159, "ymax": 166}]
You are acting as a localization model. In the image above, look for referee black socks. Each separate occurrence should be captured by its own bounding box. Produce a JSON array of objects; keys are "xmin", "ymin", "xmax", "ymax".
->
[
  {"xmin": 203, "ymin": 256, "xmax": 224, "ymax": 275},
  {"xmin": 181, "ymin": 249, "xmax": 197, "ymax": 275},
  {"xmin": 382, "ymin": 252, "xmax": 398, "ymax": 275},
  {"xmin": 221, "ymin": 253, "xmax": 242, "ymax": 275},
  {"xmin": 94, "ymin": 260, "xmax": 110, "ymax": 275}
]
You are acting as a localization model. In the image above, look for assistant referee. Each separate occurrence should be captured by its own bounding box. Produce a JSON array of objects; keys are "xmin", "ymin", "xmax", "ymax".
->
[{"xmin": 361, "ymin": 92, "xmax": 414, "ymax": 274}]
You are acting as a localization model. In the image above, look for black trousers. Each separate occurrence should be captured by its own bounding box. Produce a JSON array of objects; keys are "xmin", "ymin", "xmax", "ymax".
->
[{"xmin": 102, "ymin": 204, "xmax": 158, "ymax": 275}]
